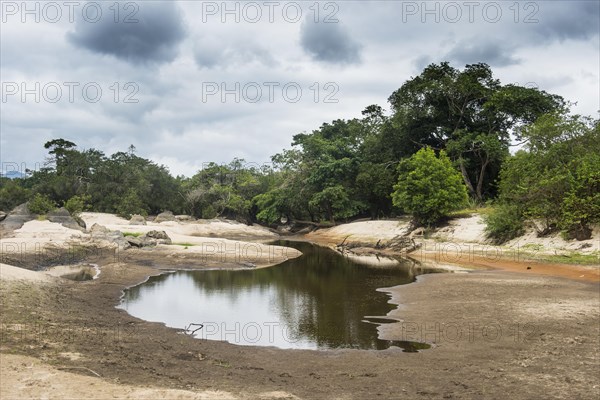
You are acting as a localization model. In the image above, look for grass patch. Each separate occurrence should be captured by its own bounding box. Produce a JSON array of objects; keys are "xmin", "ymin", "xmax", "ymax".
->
[
  {"xmin": 538, "ymin": 252, "xmax": 600, "ymax": 266},
  {"xmin": 122, "ymin": 232, "xmax": 143, "ymax": 237},
  {"xmin": 173, "ymin": 242, "xmax": 196, "ymax": 247},
  {"xmin": 521, "ymin": 243, "xmax": 544, "ymax": 251}
]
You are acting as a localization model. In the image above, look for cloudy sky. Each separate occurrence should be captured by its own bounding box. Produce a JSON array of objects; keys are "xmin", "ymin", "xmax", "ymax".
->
[{"xmin": 1, "ymin": 1, "xmax": 598, "ymax": 176}]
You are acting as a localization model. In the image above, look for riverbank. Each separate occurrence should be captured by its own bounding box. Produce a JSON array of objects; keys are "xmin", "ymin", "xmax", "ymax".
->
[
  {"xmin": 305, "ymin": 216, "xmax": 600, "ymax": 283},
  {"xmin": 1, "ymin": 213, "xmax": 599, "ymax": 399}
]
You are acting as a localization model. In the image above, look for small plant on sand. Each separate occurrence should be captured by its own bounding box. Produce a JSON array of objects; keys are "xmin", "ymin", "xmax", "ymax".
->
[
  {"xmin": 484, "ymin": 204, "xmax": 525, "ymax": 244},
  {"xmin": 122, "ymin": 232, "xmax": 143, "ymax": 237},
  {"xmin": 28, "ymin": 193, "xmax": 56, "ymax": 215},
  {"xmin": 64, "ymin": 194, "xmax": 91, "ymax": 216}
]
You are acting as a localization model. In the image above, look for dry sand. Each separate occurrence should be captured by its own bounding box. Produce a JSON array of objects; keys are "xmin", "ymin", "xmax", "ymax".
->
[{"xmin": 1, "ymin": 353, "xmax": 299, "ymax": 400}]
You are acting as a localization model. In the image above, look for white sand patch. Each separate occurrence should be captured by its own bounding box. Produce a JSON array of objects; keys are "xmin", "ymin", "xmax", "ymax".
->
[
  {"xmin": 505, "ymin": 225, "xmax": 600, "ymax": 255},
  {"xmin": 431, "ymin": 215, "xmax": 487, "ymax": 243},
  {"xmin": 79, "ymin": 212, "xmax": 129, "ymax": 226},
  {"xmin": 79, "ymin": 213, "xmax": 277, "ymax": 239},
  {"xmin": 0, "ymin": 220, "xmax": 85, "ymax": 253},
  {"xmin": 307, "ymin": 220, "xmax": 411, "ymax": 243},
  {"xmin": 0, "ymin": 263, "xmax": 53, "ymax": 283}
]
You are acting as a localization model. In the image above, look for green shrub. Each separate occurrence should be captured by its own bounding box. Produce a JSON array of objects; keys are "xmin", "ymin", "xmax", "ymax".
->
[
  {"xmin": 116, "ymin": 190, "xmax": 147, "ymax": 219},
  {"xmin": 28, "ymin": 193, "xmax": 57, "ymax": 215},
  {"xmin": 64, "ymin": 194, "xmax": 91, "ymax": 216},
  {"xmin": 392, "ymin": 147, "xmax": 468, "ymax": 225},
  {"xmin": 484, "ymin": 204, "xmax": 525, "ymax": 244}
]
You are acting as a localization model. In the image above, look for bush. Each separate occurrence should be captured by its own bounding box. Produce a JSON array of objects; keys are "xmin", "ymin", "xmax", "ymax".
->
[
  {"xmin": 392, "ymin": 147, "xmax": 468, "ymax": 225},
  {"xmin": 0, "ymin": 179, "xmax": 31, "ymax": 211},
  {"xmin": 28, "ymin": 193, "xmax": 57, "ymax": 215},
  {"xmin": 484, "ymin": 204, "xmax": 525, "ymax": 244},
  {"xmin": 116, "ymin": 190, "xmax": 147, "ymax": 219},
  {"xmin": 64, "ymin": 194, "xmax": 91, "ymax": 216}
]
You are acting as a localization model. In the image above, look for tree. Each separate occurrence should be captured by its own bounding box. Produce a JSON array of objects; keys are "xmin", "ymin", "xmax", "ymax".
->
[
  {"xmin": 388, "ymin": 62, "xmax": 565, "ymax": 201},
  {"xmin": 392, "ymin": 147, "xmax": 468, "ymax": 225},
  {"xmin": 495, "ymin": 113, "xmax": 600, "ymax": 239}
]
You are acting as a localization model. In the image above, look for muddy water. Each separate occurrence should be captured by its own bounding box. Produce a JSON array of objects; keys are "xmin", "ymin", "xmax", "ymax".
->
[{"xmin": 118, "ymin": 241, "xmax": 438, "ymax": 351}]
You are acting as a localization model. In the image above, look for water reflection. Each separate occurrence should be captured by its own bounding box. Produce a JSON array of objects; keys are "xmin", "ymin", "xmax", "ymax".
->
[{"xmin": 119, "ymin": 241, "xmax": 437, "ymax": 351}]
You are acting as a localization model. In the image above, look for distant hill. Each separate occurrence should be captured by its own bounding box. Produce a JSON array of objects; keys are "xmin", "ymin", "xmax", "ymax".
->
[{"xmin": 0, "ymin": 170, "xmax": 28, "ymax": 179}]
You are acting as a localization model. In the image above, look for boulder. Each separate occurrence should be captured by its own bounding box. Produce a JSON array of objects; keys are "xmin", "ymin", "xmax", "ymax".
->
[
  {"xmin": 47, "ymin": 207, "xmax": 85, "ymax": 231},
  {"xmin": 129, "ymin": 214, "xmax": 147, "ymax": 225},
  {"xmin": 89, "ymin": 223, "xmax": 131, "ymax": 250},
  {"xmin": 0, "ymin": 203, "xmax": 36, "ymax": 230},
  {"xmin": 0, "ymin": 211, "xmax": 7, "ymax": 222},
  {"xmin": 145, "ymin": 230, "xmax": 172, "ymax": 245},
  {"xmin": 126, "ymin": 237, "xmax": 143, "ymax": 248},
  {"xmin": 154, "ymin": 211, "xmax": 175, "ymax": 223}
]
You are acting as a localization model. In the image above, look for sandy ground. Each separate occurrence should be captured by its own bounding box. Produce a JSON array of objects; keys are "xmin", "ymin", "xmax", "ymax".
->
[
  {"xmin": 1, "ymin": 213, "xmax": 599, "ymax": 399},
  {"xmin": 1, "ymin": 214, "xmax": 300, "ymax": 270}
]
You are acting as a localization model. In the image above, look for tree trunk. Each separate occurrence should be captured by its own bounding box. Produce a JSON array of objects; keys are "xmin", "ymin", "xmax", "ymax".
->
[
  {"xmin": 459, "ymin": 160, "xmax": 476, "ymax": 198},
  {"xmin": 475, "ymin": 158, "xmax": 489, "ymax": 201}
]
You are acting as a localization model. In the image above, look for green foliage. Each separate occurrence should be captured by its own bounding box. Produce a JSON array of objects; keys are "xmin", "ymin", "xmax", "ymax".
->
[
  {"xmin": 497, "ymin": 113, "xmax": 600, "ymax": 238},
  {"xmin": 28, "ymin": 193, "xmax": 56, "ymax": 215},
  {"xmin": 122, "ymin": 232, "xmax": 143, "ymax": 237},
  {"xmin": 0, "ymin": 179, "xmax": 30, "ymax": 211},
  {"xmin": 116, "ymin": 190, "xmax": 147, "ymax": 219},
  {"xmin": 392, "ymin": 148, "xmax": 468, "ymax": 225},
  {"xmin": 63, "ymin": 194, "xmax": 90, "ymax": 216},
  {"xmin": 483, "ymin": 204, "xmax": 525, "ymax": 244},
  {"xmin": 388, "ymin": 62, "xmax": 563, "ymax": 200}
]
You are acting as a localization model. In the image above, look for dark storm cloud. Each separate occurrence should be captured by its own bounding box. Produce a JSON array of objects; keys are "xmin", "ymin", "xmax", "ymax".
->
[
  {"xmin": 300, "ymin": 19, "xmax": 361, "ymax": 64},
  {"xmin": 444, "ymin": 40, "xmax": 520, "ymax": 68},
  {"xmin": 535, "ymin": 1, "xmax": 600, "ymax": 42},
  {"xmin": 68, "ymin": 2, "xmax": 186, "ymax": 64}
]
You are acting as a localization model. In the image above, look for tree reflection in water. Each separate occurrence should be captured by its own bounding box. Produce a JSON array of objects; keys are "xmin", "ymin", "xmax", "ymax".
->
[{"xmin": 119, "ymin": 241, "xmax": 437, "ymax": 351}]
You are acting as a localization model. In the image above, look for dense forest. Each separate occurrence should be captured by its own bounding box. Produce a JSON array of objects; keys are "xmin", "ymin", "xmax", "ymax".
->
[{"xmin": 2, "ymin": 63, "xmax": 599, "ymax": 242}]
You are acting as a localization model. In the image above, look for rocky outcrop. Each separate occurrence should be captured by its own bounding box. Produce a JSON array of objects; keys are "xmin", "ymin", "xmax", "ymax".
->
[
  {"xmin": 154, "ymin": 211, "xmax": 175, "ymax": 223},
  {"xmin": 145, "ymin": 230, "xmax": 172, "ymax": 244},
  {"xmin": 125, "ymin": 230, "xmax": 172, "ymax": 248},
  {"xmin": 0, "ymin": 203, "xmax": 36, "ymax": 231},
  {"xmin": 89, "ymin": 223, "xmax": 131, "ymax": 250},
  {"xmin": 129, "ymin": 214, "xmax": 147, "ymax": 225},
  {"xmin": 47, "ymin": 208, "xmax": 85, "ymax": 231}
]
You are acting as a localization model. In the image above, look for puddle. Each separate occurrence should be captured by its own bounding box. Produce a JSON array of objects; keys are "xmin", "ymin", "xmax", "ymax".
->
[
  {"xmin": 46, "ymin": 264, "xmax": 100, "ymax": 281},
  {"xmin": 118, "ymin": 240, "xmax": 439, "ymax": 351}
]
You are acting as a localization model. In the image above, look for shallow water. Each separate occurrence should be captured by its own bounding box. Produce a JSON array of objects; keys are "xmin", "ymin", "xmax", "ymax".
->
[{"xmin": 118, "ymin": 241, "xmax": 438, "ymax": 351}]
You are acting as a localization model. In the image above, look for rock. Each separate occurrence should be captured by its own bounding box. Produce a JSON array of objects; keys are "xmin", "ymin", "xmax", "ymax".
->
[
  {"xmin": 240, "ymin": 261, "xmax": 256, "ymax": 268},
  {"xmin": 89, "ymin": 223, "xmax": 110, "ymax": 235},
  {"xmin": 126, "ymin": 237, "xmax": 143, "ymax": 248},
  {"xmin": 88, "ymin": 223, "xmax": 131, "ymax": 250},
  {"xmin": 73, "ymin": 215, "xmax": 87, "ymax": 229},
  {"xmin": 129, "ymin": 214, "xmax": 147, "ymax": 225},
  {"xmin": 47, "ymin": 207, "xmax": 85, "ymax": 231},
  {"xmin": 0, "ymin": 211, "xmax": 7, "ymax": 222},
  {"xmin": 145, "ymin": 230, "xmax": 172, "ymax": 245},
  {"xmin": 0, "ymin": 203, "xmax": 36, "ymax": 230},
  {"xmin": 154, "ymin": 211, "xmax": 175, "ymax": 223},
  {"xmin": 175, "ymin": 215, "xmax": 195, "ymax": 222}
]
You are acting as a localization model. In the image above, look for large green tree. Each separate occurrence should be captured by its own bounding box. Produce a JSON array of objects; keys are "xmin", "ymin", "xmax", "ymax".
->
[{"xmin": 388, "ymin": 62, "xmax": 565, "ymax": 201}]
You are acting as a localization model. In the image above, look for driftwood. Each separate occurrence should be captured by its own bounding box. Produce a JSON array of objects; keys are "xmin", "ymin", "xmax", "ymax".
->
[{"xmin": 387, "ymin": 236, "xmax": 422, "ymax": 253}]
